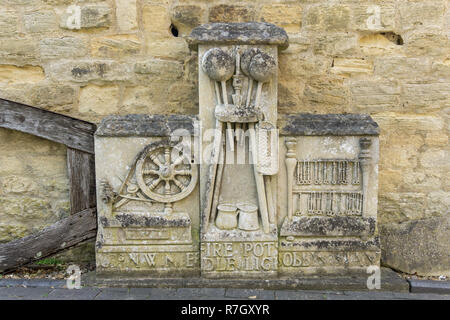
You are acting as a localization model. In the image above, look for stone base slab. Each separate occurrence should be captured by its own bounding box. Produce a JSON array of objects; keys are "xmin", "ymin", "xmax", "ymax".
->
[
  {"xmin": 408, "ymin": 279, "xmax": 450, "ymax": 294},
  {"xmin": 96, "ymin": 250, "xmax": 199, "ymax": 274},
  {"xmin": 83, "ymin": 267, "xmax": 409, "ymax": 292},
  {"xmin": 278, "ymin": 250, "xmax": 380, "ymax": 274}
]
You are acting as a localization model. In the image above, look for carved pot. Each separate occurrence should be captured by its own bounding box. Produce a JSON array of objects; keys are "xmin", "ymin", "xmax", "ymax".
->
[
  {"xmin": 215, "ymin": 204, "xmax": 238, "ymax": 230},
  {"xmin": 238, "ymin": 203, "xmax": 259, "ymax": 231}
]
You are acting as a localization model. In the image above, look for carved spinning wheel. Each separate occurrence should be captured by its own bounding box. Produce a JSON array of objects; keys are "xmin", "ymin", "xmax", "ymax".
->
[{"xmin": 135, "ymin": 142, "xmax": 198, "ymax": 203}]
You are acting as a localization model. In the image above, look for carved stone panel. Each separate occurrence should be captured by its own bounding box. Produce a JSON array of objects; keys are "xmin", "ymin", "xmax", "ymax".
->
[
  {"xmin": 94, "ymin": 115, "xmax": 200, "ymax": 276},
  {"xmin": 277, "ymin": 114, "xmax": 380, "ymax": 275},
  {"xmin": 190, "ymin": 23, "xmax": 289, "ymax": 278}
]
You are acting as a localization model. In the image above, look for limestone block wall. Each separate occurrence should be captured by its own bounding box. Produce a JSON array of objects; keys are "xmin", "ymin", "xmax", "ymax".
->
[{"xmin": 0, "ymin": 0, "xmax": 448, "ymax": 275}]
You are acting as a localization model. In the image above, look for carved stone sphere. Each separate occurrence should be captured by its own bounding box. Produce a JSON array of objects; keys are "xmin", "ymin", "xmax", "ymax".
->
[
  {"xmin": 240, "ymin": 48, "xmax": 262, "ymax": 76},
  {"xmin": 201, "ymin": 48, "xmax": 235, "ymax": 82},
  {"xmin": 249, "ymin": 52, "xmax": 276, "ymax": 83}
]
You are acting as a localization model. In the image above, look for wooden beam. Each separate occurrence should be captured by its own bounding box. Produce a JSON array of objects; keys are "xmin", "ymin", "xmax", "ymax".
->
[
  {"xmin": 67, "ymin": 148, "xmax": 96, "ymax": 214},
  {"xmin": 0, "ymin": 98, "xmax": 96, "ymax": 154},
  {"xmin": 0, "ymin": 208, "xmax": 97, "ymax": 273}
]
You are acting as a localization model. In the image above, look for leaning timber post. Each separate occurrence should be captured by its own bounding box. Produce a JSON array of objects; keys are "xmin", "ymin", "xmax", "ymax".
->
[{"xmin": 0, "ymin": 98, "xmax": 97, "ymax": 273}]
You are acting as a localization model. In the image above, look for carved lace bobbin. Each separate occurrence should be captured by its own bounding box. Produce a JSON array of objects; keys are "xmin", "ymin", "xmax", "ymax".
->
[{"xmin": 285, "ymin": 137, "xmax": 297, "ymax": 221}]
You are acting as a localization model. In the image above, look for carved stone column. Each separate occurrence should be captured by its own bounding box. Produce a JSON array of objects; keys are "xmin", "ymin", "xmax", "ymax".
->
[
  {"xmin": 359, "ymin": 137, "xmax": 372, "ymax": 218},
  {"xmin": 285, "ymin": 137, "xmax": 297, "ymax": 222},
  {"xmin": 188, "ymin": 23, "xmax": 288, "ymax": 278}
]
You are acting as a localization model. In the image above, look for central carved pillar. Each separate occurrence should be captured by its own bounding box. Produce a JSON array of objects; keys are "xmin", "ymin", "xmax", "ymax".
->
[{"xmin": 188, "ymin": 23, "xmax": 289, "ymax": 278}]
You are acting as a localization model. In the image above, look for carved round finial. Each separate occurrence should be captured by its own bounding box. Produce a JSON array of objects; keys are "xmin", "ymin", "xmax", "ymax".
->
[
  {"xmin": 248, "ymin": 52, "xmax": 276, "ymax": 83},
  {"xmin": 359, "ymin": 137, "xmax": 372, "ymax": 150},
  {"xmin": 201, "ymin": 48, "xmax": 235, "ymax": 82},
  {"xmin": 285, "ymin": 137, "xmax": 297, "ymax": 158},
  {"xmin": 240, "ymin": 48, "xmax": 262, "ymax": 76}
]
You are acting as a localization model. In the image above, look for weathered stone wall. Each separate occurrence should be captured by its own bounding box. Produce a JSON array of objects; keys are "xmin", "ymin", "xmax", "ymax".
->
[{"xmin": 0, "ymin": 0, "xmax": 448, "ymax": 274}]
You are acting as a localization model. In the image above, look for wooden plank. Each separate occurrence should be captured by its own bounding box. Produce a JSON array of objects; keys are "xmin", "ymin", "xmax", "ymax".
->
[
  {"xmin": 0, "ymin": 208, "xmax": 97, "ymax": 273},
  {"xmin": 67, "ymin": 148, "xmax": 96, "ymax": 214},
  {"xmin": 0, "ymin": 98, "xmax": 96, "ymax": 154}
]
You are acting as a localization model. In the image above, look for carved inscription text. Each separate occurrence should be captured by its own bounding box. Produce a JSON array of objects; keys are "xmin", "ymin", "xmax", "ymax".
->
[{"xmin": 201, "ymin": 242, "xmax": 278, "ymax": 272}]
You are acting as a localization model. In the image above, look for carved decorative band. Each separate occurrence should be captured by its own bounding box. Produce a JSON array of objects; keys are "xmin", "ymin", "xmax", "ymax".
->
[
  {"xmin": 293, "ymin": 191, "xmax": 363, "ymax": 216},
  {"xmin": 296, "ymin": 159, "xmax": 360, "ymax": 185}
]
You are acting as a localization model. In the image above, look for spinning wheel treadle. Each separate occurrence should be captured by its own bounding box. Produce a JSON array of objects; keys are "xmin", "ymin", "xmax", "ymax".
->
[{"xmin": 135, "ymin": 142, "xmax": 198, "ymax": 203}]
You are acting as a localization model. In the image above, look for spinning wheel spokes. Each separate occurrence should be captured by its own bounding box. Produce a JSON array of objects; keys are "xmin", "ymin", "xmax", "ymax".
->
[
  {"xmin": 148, "ymin": 178, "xmax": 161, "ymax": 190},
  {"xmin": 164, "ymin": 147, "xmax": 170, "ymax": 165},
  {"xmin": 164, "ymin": 180, "xmax": 171, "ymax": 194},
  {"xmin": 149, "ymin": 153, "xmax": 164, "ymax": 167},
  {"xmin": 172, "ymin": 154, "xmax": 186, "ymax": 166},
  {"xmin": 172, "ymin": 177, "xmax": 185, "ymax": 190},
  {"xmin": 136, "ymin": 143, "xmax": 198, "ymax": 203},
  {"xmin": 175, "ymin": 169, "xmax": 192, "ymax": 176},
  {"xmin": 143, "ymin": 168, "xmax": 159, "ymax": 175}
]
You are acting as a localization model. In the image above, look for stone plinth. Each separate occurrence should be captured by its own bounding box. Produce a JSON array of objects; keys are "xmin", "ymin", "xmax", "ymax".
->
[
  {"xmin": 191, "ymin": 23, "xmax": 288, "ymax": 278},
  {"xmin": 95, "ymin": 115, "xmax": 200, "ymax": 276}
]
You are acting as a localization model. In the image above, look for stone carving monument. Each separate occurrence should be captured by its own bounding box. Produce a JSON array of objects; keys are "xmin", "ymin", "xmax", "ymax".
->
[{"xmin": 94, "ymin": 23, "xmax": 380, "ymax": 281}]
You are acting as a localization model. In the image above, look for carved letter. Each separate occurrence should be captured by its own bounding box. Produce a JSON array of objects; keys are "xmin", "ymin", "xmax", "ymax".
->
[{"xmin": 144, "ymin": 253, "xmax": 156, "ymax": 267}]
